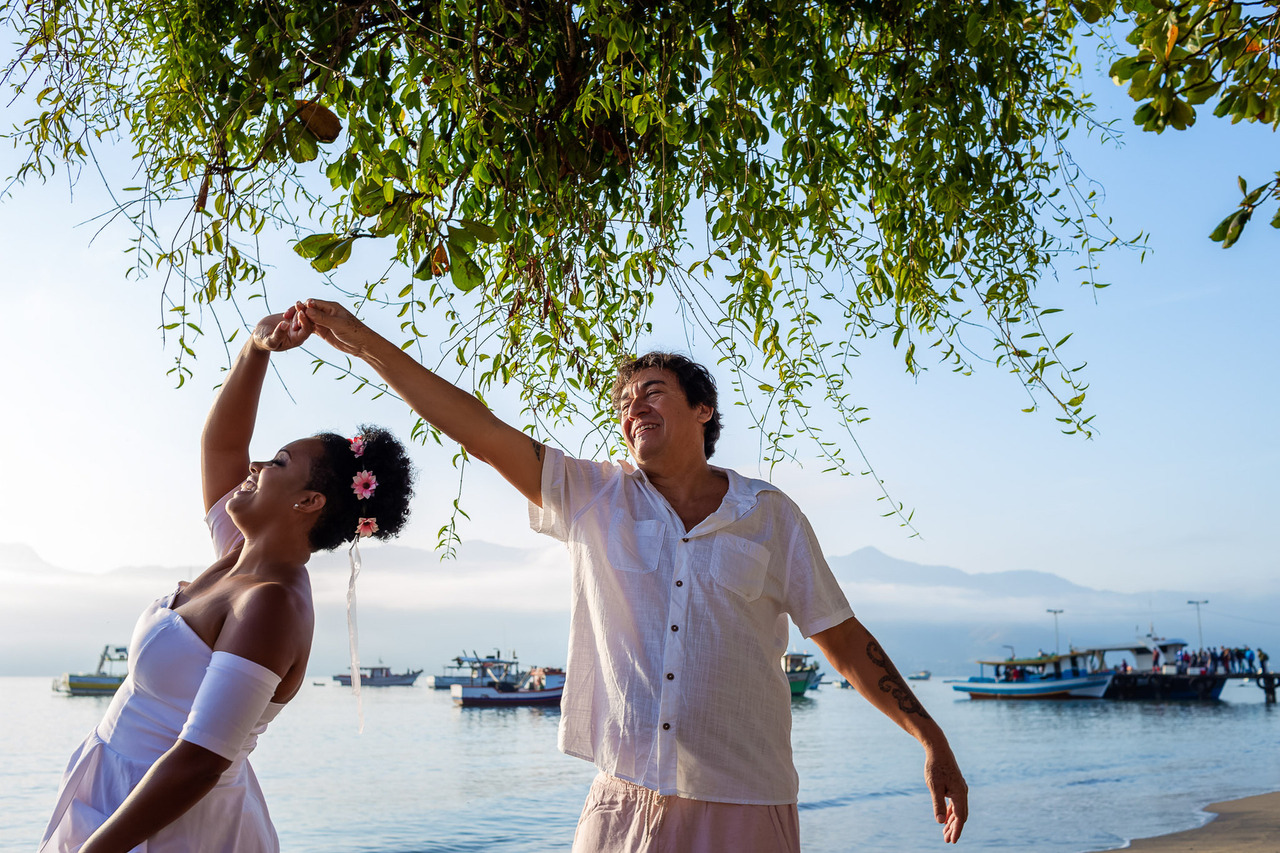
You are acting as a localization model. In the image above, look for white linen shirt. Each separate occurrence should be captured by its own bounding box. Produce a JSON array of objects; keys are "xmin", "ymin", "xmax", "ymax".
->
[{"xmin": 529, "ymin": 448, "xmax": 855, "ymax": 804}]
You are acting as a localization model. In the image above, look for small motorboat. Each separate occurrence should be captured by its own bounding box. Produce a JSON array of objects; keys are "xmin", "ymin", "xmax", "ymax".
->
[
  {"xmin": 53, "ymin": 645, "xmax": 128, "ymax": 696},
  {"xmin": 452, "ymin": 666, "xmax": 565, "ymax": 707},
  {"xmin": 782, "ymin": 651, "xmax": 823, "ymax": 696},
  {"xmin": 332, "ymin": 663, "xmax": 423, "ymax": 687}
]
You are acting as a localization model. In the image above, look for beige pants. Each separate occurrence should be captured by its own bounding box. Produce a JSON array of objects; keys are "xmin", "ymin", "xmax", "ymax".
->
[{"xmin": 571, "ymin": 773, "xmax": 801, "ymax": 853}]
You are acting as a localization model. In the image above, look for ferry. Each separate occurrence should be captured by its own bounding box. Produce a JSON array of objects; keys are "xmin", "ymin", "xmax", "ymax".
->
[
  {"xmin": 1086, "ymin": 635, "xmax": 1227, "ymax": 701},
  {"xmin": 53, "ymin": 645, "xmax": 128, "ymax": 696},
  {"xmin": 452, "ymin": 666, "xmax": 565, "ymax": 707},
  {"xmin": 949, "ymin": 650, "xmax": 1113, "ymax": 700}
]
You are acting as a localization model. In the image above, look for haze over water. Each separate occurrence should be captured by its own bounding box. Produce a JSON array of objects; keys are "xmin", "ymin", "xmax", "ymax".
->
[{"xmin": 7, "ymin": 675, "xmax": 1279, "ymax": 852}]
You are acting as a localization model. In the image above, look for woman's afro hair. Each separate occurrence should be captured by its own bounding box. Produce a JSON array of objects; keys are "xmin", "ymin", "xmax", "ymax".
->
[{"xmin": 305, "ymin": 425, "xmax": 415, "ymax": 552}]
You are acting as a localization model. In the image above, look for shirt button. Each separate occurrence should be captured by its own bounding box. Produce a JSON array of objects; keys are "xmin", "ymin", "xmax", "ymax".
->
[
  {"xmin": 682, "ymin": 537, "xmax": 689, "ymax": 543},
  {"xmin": 671, "ymin": 624, "xmax": 679, "ymax": 632},
  {"xmin": 666, "ymin": 672, "xmax": 675, "ymax": 680},
  {"xmin": 662, "ymin": 723, "xmax": 671, "ymax": 730},
  {"xmin": 675, "ymin": 580, "xmax": 683, "ymax": 587}
]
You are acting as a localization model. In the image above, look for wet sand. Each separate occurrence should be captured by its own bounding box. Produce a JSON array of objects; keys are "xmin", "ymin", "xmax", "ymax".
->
[{"xmin": 1101, "ymin": 791, "xmax": 1280, "ymax": 852}]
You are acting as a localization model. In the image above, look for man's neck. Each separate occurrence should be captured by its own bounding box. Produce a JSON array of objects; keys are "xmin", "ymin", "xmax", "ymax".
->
[{"xmin": 642, "ymin": 461, "xmax": 730, "ymax": 532}]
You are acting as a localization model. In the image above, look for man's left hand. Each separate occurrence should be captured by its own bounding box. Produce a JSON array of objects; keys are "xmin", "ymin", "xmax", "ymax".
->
[{"xmin": 925, "ymin": 745, "xmax": 968, "ymax": 843}]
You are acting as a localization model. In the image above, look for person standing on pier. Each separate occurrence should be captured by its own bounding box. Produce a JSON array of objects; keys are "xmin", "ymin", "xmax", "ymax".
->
[{"xmin": 302, "ymin": 299, "xmax": 969, "ymax": 850}]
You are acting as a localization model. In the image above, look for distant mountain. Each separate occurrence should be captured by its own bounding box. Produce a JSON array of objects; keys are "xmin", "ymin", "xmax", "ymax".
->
[
  {"xmin": 2, "ymin": 541, "xmax": 1275, "ymax": 681},
  {"xmin": 829, "ymin": 547, "xmax": 1095, "ymax": 596}
]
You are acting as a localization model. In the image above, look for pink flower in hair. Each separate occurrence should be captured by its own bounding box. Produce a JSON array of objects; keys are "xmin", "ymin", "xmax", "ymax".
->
[
  {"xmin": 357, "ymin": 517, "xmax": 379, "ymax": 538},
  {"xmin": 352, "ymin": 471, "xmax": 378, "ymax": 499},
  {"xmin": 349, "ymin": 435, "xmax": 366, "ymax": 457}
]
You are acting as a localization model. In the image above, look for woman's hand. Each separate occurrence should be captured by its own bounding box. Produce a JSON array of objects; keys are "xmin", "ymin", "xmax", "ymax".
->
[
  {"xmin": 302, "ymin": 298, "xmax": 376, "ymax": 358},
  {"xmin": 250, "ymin": 304, "xmax": 312, "ymax": 353}
]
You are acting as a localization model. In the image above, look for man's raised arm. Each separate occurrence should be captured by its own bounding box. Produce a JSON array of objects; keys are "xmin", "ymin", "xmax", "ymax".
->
[{"xmin": 303, "ymin": 299, "xmax": 546, "ymax": 506}]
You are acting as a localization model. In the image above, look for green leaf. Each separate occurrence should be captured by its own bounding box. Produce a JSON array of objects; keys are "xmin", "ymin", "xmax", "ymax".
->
[
  {"xmin": 446, "ymin": 241, "xmax": 484, "ymax": 292},
  {"xmin": 458, "ymin": 218, "xmax": 501, "ymax": 244},
  {"xmin": 311, "ymin": 238, "xmax": 355, "ymax": 272},
  {"xmin": 294, "ymin": 233, "xmax": 341, "ymax": 259}
]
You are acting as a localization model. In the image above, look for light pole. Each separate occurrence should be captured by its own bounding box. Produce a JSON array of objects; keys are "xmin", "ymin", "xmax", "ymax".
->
[
  {"xmin": 1047, "ymin": 609, "xmax": 1064, "ymax": 654},
  {"xmin": 1188, "ymin": 600, "xmax": 1208, "ymax": 651}
]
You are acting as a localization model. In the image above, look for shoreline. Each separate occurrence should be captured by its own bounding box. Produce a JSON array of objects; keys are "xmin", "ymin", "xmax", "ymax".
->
[{"xmin": 1098, "ymin": 791, "xmax": 1280, "ymax": 852}]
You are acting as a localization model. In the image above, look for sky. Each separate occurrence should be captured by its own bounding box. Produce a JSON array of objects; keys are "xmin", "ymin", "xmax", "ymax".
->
[{"xmin": 1, "ymin": 43, "xmax": 1277, "ymax": 603}]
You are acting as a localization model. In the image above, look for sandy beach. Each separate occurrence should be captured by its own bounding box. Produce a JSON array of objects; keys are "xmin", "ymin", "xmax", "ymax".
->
[{"xmin": 1100, "ymin": 791, "xmax": 1280, "ymax": 852}]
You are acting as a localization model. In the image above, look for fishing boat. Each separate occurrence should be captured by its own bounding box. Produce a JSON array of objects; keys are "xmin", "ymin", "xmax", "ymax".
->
[
  {"xmin": 949, "ymin": 650, "xmax": 1113, "ymax": 700},
  {"xmin": 332, "ymin": 663, "xmax": 423, "ymax": 687},
  {"xmin": 907, "ymin": 670, "xmax": 931, "ymax": 681},
  {"xmin": 451, "ymin": 666, "xmax": 565, "ymax": 707},
  {"xmin": 426, "ymin": 650, "xmax": 523, "ymax": 690},
  {"xmin": 53, "ymin": 645, "xmax": 128, "ymax": 696},
  {"xmin": 782, "ymin": 651, "xmax": 822, "ymax": 696}
]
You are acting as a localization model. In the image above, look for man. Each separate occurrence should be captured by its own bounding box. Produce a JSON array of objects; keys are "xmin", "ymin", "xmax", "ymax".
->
[{"xmin": 304, "ymin": 299, "xmax": 968, "ymax": 850}]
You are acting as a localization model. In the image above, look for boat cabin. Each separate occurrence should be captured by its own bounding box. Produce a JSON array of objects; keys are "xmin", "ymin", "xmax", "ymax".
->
[{"xmin": 975, "ymin": 651, "xmax": 1100, "ymax": 683}]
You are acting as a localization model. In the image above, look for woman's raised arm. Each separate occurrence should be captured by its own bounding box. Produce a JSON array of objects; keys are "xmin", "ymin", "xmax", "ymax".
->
[{"xmin": 200, "ymin": 307, "xmax": 313, "ymax": 512}]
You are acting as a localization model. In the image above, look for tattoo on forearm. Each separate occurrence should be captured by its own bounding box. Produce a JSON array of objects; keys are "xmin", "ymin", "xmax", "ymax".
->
[
  {"xmin": 867, "ymin": 639, "xmax": 933, "ymax": 721},
  {"xmin": 530, "ymin": 438, "xmax": 543, "ymax": 462}
]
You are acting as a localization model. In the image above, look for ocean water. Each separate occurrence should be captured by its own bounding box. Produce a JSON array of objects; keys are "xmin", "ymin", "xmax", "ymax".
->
[{"xmin": 5, "ymin": 675, "xmax": 1279, "ymax": 852}]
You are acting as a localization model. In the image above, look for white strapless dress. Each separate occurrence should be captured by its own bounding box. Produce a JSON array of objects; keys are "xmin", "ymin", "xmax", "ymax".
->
[{"xmin": 38, "ymin": 587, "xmax": 285, "ymax": 852}]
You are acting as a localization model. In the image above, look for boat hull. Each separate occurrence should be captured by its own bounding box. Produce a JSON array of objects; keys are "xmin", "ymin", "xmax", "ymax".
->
[
  {"xmin": 787, "ymin": 669, "xmax": 820, "ymax": 696},
  {"xmin": 451, "ymin": 684, "xmax": 563, "ymax": 707},
  {"xmin": 951, "ymin": 673, "xmax": 1113, "ymax": 700},
  {"xmin": 54, "ymin": 674, "xmax": 125, "ymax": 696},
  {"xmin": 426, "ymin": 673, "xmax": 522, "ymax": 690},
  {"xmin": 1105, "ymin": 672, "xmax": 1227, "ymax": 701},
  {"xmin": 333, "ymin": 672, "xmax": 422, "ymax": 687}
]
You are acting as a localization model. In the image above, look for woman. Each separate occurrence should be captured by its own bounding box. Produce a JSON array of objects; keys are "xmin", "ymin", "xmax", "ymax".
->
[{"xmin": 39, "ymin": 306, "xmax": 415, "ymax": 852}]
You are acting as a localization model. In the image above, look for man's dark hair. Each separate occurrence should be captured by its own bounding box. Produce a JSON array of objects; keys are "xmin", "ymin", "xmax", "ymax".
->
[{"xmin": 611, "ymin": 352, "xmax": 722, "ymax": 459}]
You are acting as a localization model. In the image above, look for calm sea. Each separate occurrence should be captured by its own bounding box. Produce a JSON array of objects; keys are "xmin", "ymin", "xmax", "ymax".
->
[{"xmin": 4, "ymin": 675, "xmax": 1278, "ymax": 852}]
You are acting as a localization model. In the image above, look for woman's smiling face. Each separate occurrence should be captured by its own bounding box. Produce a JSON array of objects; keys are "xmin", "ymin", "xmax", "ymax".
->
[{"xmin": 227, "ymin": 437, "xmax": 326, "ymax": 524}]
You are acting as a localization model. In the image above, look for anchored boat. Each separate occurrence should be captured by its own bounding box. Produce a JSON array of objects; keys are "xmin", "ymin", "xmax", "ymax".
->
[
  {"xmin": 426, "ymin": 650, "xmax": 523, "ymax": 690},
  {"xmin": 332, "ymin": 663, "xmax": 423, "ymax": 687},
  {"xmin": 1086, "ymin": 635, "xmax": 1227, "ymax": 701},
  {"xmin": 782, "ymin": 651, "xmax": 823, "ymax": 696},
  {"xmin": 949, "ymin": 650, "xmax": 1113, "ymax": 700},
  {"xmin": 451, "ymin": 666, "xmax": 565, "ymax": 707},
  {"xmin": 53, "ymin": 645, "xmax": 129, "ymax": 696}
]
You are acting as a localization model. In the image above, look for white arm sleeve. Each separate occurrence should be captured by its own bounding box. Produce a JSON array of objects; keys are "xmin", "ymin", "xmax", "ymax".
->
[{"xmin": 179, "ymin": 651, "xmax": 282, "ymax": 761}]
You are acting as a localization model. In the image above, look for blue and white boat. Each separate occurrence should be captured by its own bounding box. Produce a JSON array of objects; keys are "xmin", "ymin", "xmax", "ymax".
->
[
  {"xmin": 451, "ymin": 666, "xmax": 564, "ymax": 707},
  {"xmin": 426, "ymin": 650, "xmax": 523, "ymax": 690},
  {"xmin": 949, "ymin": 650, "xmax": 1113, "ymax": 700}
]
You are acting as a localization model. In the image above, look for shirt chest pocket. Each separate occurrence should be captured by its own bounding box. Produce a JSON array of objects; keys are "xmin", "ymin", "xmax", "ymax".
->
[
  {"xmin": 710, "ymin": 535, "xmax": 771, "ymax": 601},
  {"xmin": 605, "ymin": 515, "xmax": 664, "ymax": 574}
]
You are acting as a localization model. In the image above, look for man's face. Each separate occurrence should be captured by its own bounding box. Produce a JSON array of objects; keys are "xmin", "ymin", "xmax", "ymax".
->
[{"xmin": 616, "ymin": 367, "xmax": 712, "ymax": 466}]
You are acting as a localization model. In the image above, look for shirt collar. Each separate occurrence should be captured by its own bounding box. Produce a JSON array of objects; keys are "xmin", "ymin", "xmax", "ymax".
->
[{"xmin": 622, "ymin": 460, "xmax": 779, "ymax": 534}]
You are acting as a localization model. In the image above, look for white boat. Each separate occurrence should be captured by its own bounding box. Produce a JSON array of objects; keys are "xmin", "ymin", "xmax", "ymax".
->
[
  {"xmin": 451, "ymin": 666, "xmax": 565, "ymax": 707},
  {"xmin": 426, "ymin": 650, "xmax": 523, "ymax": 690},
  {"xmin": 907, "ymin": 670, "xmax": 931, "ymax": 681},
  {"xmin": 53, "ymin": 645, "xmax": 128, "ymax": 696},
  {"xmin": 332, "ymin": 663, "xmax": 423, "ymax": 687},
  {"xmin": 949, "ymin": 650, "xmax": 1113, "ymax": 700},
  {"xmin": 782, "ymin": 651, "xmax": 822, "ymax": 696}
]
